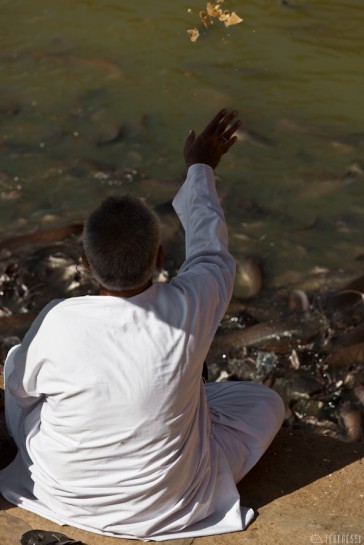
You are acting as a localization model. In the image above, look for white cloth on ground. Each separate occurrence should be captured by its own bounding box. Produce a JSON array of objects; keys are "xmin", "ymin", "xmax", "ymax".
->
[{"xmin": 0, "ymin": 164, "xmax": 285, "ymax": 540}]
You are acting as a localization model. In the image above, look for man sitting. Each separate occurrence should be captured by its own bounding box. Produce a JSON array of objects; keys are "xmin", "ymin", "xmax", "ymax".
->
[{"xmin": 0, "ymin": 109, "xmax": 284, "ymax": 541}]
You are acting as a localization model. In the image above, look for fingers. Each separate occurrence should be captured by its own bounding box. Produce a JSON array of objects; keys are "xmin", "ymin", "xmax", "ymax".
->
[
  {"xmin": 218, "ymin": 116, "xmax": 241, "ymax": 156},
  {"xmin": 220, "ymin": 118, "xmax": 241, "ymax": 141},
  {"xmin": 215, "ymin": 110, "xmax": 239, "ymax": 136},
  {"xmin": 185, "ymin": 129, "xmax": 196, "ymax": 144},
  {"xmin": 221, "ymin": 135, "xmax": 238, "ymax": 153},
  {"xmin": 201, "ymin": 109, "xmax": 240, "ymax": 139},
  {"xmin": 203, "ymin": 109, "xmax": 228, "ymax": 134},
  {"xmin": 184, "ymin": 129, "xmax": 196, "ymax": 151},
  {"xmin": 203, "ymin": 109, "xmax": 240, "ymax": 150}
]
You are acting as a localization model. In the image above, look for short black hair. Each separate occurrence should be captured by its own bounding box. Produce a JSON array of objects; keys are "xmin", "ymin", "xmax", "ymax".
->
[{"xmin": 83, "ymin": 195, "xmax": 160, "ymax": 291}]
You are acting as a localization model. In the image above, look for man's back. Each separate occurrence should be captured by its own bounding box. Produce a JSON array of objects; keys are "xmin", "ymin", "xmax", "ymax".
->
[
  {"xmin": 9, "ymin": 291, "xmax": 214, "ymax": 532},
  {"xmin": 1, "ymin": 162, "xmax": 243, "ymax": 539}
]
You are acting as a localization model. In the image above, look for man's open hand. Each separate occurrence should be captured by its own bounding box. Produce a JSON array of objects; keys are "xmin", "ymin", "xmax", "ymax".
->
[{"xmin": 184, "ymin": 109, "xmax": 241, "ymax": 170}]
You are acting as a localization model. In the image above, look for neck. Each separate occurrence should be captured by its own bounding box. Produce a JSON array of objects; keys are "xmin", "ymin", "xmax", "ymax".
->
[{"xmin": 98, "ymin": 279, "xmax": 153, "ymax": 298}]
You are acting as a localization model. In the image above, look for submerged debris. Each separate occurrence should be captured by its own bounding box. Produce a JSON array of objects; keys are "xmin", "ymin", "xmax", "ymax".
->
[{"xmin": 206, "ymin": 275, "xmax": 364, "ymax": 442}]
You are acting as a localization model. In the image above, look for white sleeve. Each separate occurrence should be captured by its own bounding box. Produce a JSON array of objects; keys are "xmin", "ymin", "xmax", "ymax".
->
[
  {"xmin": 170, "ymin": 163, "xmax": 236, "ymax": 338},
  {"xmin": 4, "ymin": 300, "xmax": 63, "ymax": 407}
]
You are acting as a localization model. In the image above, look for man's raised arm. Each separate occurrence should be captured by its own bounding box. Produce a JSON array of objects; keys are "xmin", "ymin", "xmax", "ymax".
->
[{"xmin": 171, "ymin": 109, "xmax": 240, "ymax": 321}]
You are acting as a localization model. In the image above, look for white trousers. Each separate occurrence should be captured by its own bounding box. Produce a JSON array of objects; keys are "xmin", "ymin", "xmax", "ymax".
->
[{"xmin": 205, "ymin": 381, "xmax": 285, "ymax": 483}]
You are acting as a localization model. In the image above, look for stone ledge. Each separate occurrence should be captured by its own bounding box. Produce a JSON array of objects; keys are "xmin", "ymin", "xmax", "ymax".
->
[{"xmin": 1, "ymin": 428, "xmax": 363, "ymax": 545}]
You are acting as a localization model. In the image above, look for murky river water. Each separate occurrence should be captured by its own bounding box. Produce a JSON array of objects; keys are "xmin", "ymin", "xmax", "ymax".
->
[{"xmin": 1, "ymin": 0, "xmax": 364, "ymax": 286}]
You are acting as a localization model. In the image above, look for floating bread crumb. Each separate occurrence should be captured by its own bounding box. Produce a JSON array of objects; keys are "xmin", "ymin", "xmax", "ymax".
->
[
  {"xmin": 187, "ymin": 28, "xmax": 200, "ymax": 42},
  {"xmin": 222, "ymin": 11, "xmax": 243, "ymax": 27},
  {"xmin": 199, "ymin": 10, "xmax": 214, "ymax": 27},
  {"xmin": 206, "ymin": 2, "xmax": 222, "ymax": 17}
]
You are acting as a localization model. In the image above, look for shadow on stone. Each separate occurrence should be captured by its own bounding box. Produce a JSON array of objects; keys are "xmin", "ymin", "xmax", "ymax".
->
[
  {"xmin": 0, "ymin": 390, "xmax": 18, "ymax": 490},
  {"xmin": 238, "ymin": 427, "xmax": 364, "ymax": 510},
  {"xmin": 0, "ymin": 437, "xmax": 17, "ymax": 473}
]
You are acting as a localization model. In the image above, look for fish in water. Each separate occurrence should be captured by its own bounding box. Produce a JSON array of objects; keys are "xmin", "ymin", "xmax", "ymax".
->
[
  {"xmin": 236, "ymin": 127, "xmax": 274, "ymax": 148},
  {"xmin": 0, "ymin": 224, "xmax": 83, "ymax": 251},
  {"xmin": 96, "ymin": 125, "xmax": 129, "ymax": 147},
  {"xmin": 233, "ymin": 257, "xmax": 263, "ymax": 300},
  {"xmin": 339, "ymin": 404, "xmax": 363, "ymax": 443}
]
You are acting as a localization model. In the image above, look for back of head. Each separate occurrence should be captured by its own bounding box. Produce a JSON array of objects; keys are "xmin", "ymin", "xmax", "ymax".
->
[{"xmin": 83, "ymin": 195, "xmax": 160, "ymax": 292}]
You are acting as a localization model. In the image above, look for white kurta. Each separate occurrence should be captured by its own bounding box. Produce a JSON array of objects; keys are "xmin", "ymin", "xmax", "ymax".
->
[{"xmin": 0, "ymin": 164, "xmax": 283, "ymax": 540}]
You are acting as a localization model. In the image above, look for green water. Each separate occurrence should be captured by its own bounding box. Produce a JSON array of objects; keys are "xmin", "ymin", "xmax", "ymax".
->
[{"xmin": 1, "ymin": 0, "xmax": 364, "ymax": 286}]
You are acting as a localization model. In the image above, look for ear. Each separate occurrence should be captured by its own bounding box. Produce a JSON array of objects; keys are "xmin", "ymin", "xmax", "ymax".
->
[
  {"xmin": 156, "ymin": 245, "xmax": 164, "ymax": 269},
  {"xmin": 81, "ymin": 249, "xmax": 91, "ymax": 271}
]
